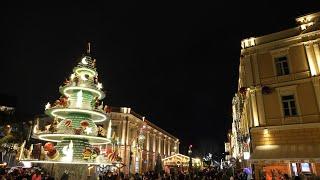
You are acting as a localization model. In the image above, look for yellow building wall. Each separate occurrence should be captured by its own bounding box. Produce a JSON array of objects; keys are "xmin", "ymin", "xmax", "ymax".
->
[
  {"xmin": 288, "ymin": 45, "xmax": 309, "ymax": 73},
  {"xmin": 251, "ymin": 127, "xmax": 320, "ymax": 147},
  {"xmin": 315, "ymin": 163, "xmax": 320, "ymax": 176},
  {"xmin": 297, "ymin": 82, "xmax": 320, "ymax": 123},
  {"xmin": 263, "ymin": 92, "xmax": 282, "ymax": 126},
  {"xmin": 258, "ymin": 53, "xmax": 274, "ymax": 79}
]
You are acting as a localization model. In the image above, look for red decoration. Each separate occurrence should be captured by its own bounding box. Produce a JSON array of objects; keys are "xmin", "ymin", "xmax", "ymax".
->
[
  {"xmin": 93, "ymin": 147, "xmax": 100, "ymax": 155},
  {"xmin": 106, "ymin": 151, "xmax": 119, "ymax": 162},
  {"xmin": 80, "ymin": 120, "xmax": 89, "ymax": 128},
  {"xmin": 64, "ymin": 120, "xmax": 72, "ymax": 127},
  {"xmin": 59, "ymin": 96, "xmax": 69, "ymax": 107},
  {"xmin": 47, "ymin": 149, "xmax": 58, "ymax": 159},
  {"xmin": 44, "ymin": 142, "xmax": 54, "ymax": 151}
]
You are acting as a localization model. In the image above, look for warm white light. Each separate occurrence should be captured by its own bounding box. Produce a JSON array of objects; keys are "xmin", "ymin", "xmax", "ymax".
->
[
  {"xmin": 21, "ymin": 160, "xmax": 113, "ymax": 166},
  {"xmin": 62, "ymin": 86, "xmax": 104, "ymax": 99},
  {"xmin": 75, "ymin": 67, "xmax": 96, "ymax": 77},
  {"xmin": 263, "ymin": 128, "xmax": 269, "ymax": 135},
  {"xmin": 49, "ymin": 108, "xmax": 107, "ymax": 122},
  {"xmin": 244, "ymin": 152, "xmax": 250, "ymax": 160},
  {"xmin": 301, "ymin": 22, "xmax": 314, "ymax": 30},
  {"xmin": 241, "ymin": 37, "xmax": 255, "ymax": 49},
  {"xmin": 97, "ymin": 83, "xmax": 103, "ymax": 90},
  {"xmin": 61, "ymin": 140, "xmax": 73, "ymax": 162},
  {"xmin": 33, "ymin": 119, "xmax": 39, "ymax": 134},
  {"xmin": 70, "ymin": 73, "xmax": 75, "ymax": 80},
  {"xmin": 37, "ymin": 134, "xmax": 111, "ymax": 145},
  {"xmin": 121, "ymin": 107, "xmax": 131, "ymax": 114},
  {"xmin": 76, "ymin": 90, "xmax": 83, "ymax": 108},
  {"xmin": 45, "ymin": 102, "xmax": 51, "ymax": 110},
  {"xmin": 84, "ymin": 127, "xmax": 93, "ymax": 135},
  {"xmin": 107, "ymin": 120, "xmax": 112, "ymax": 139},
  {"xmin": 81, "ymin": 57, "xmax": 88, "ymax": 65},
  {"xmin": 22, "ymin": 161, "xmax": 32, "ymax": 168},
  {"xmin": 256, "ymin": 145, "xmax": 279, "ymax": 150},
  {"xmin": 19, "ymin": 141, "xmax": 26, "ymax": 160}
]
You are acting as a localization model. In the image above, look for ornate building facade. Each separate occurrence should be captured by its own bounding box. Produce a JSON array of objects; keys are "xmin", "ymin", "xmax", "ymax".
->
[
  {"xmin": 230, "ymin": 12, "xmax": 320, "ymax": 179},
  {"xmin": 101, "ymin": 107, "xmax": 180, "ymax": 174}
]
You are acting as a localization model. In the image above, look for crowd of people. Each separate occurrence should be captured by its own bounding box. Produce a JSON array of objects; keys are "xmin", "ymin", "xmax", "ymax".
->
[
  {"xmin": 97, "ymin": 167, "xmax": 252, "ymax": 180},
  {"xmin": 0, "ymin": 166, "xmax": 250, "ymax": 180},
  {"xmin": 0, "ymin": 166, "xmax": 54, "ymax": 180},
  {"xmin": 1, "ymin": 166, "xmax": 319, "ymax": 179}
]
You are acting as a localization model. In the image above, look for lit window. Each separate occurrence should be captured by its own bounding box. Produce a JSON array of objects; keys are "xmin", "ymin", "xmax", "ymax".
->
[
  {"xmin": 281, "ymin": 95, "xmax": 297, "ymax": 116},
  {"xmin": 301, "ymin": 163, "xmax": 311, "ymax": 172},
  {"xmin": 291, "ymin": 163, "xmax": 298, "ymax": 176},
  {"xmin": 275, "ymin": 56, "xmax": 290, "ymax": 76}
]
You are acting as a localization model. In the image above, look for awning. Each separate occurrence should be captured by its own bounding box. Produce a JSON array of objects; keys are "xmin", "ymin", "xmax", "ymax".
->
[{"xmin": 250, "ymin": 144, "xmax": 320, "ymax": 162}]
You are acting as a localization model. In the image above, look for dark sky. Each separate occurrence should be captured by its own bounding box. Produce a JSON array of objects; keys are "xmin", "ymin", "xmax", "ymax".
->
[{"xmin": 0, "ymin": 1, "xmax": 319, "ymax": 156}]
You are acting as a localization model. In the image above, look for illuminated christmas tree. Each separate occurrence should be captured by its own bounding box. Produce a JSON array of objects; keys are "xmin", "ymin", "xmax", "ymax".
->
[{"xmin": 19, "ymin": 44, "xmax": 116, "ymax": 165}]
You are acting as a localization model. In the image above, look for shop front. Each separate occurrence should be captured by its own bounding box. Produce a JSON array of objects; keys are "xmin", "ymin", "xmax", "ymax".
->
[{"xmin": 251, "ymin": 144, "xmax": 320, "ymax": 179}]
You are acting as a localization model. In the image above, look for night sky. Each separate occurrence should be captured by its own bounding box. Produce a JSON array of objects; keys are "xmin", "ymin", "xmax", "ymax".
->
[{"xmin": 0, "ymin": 1, "xmax": 319, "ymax": 156}]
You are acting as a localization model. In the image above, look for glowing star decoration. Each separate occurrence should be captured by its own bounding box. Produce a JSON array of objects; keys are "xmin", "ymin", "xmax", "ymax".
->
[
  {"xmin": 70, "ymin": 73, "xmax": 75, "ymax": 80},
  {"xmin": 76, "ymin": 90, "xmax": 83, "ymax": 108},
  {"xmin": 107, "ymin": 120, "xmax": 112, "ymax": 139},
  {"xmin": 45, "ymin": 102, "xmax": 51, "ymax": 110},
  {"xmin": 81, "ymin": 57, "xmax": 88, "ymax": 65},
  {"xmin": 84, "ymin": 127, "xmax": 92, "ymax": 135},
  {"xmin": 97, "ymin": 83, "xmax": 103, "ymax": 90},
  {"xmin": 61, "ymin": 140, "xmax": 73, "ymax": 162}
]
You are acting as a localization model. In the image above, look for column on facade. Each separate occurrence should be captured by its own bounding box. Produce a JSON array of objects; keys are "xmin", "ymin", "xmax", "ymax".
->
[
  {"xmin": 312, "ymin": 77, "xmax": 320, "ymax": 112},
  {"xmin": 249, "ymin": 89, "xmax": 259, "ymax": 127},
  {"xmin": 126, "ymin": 122, "xmax": 130, "ymax": 145},
  {"xmin": 313, "ymin": 43, "xmax": 320, "ymax": 72},
  {"xmin": 158, "ymin": 135, "xmax": 162, "ymax": 154},
  {"xmin": 163, "ymin": 137, "xmax": 166, "ymax": 156},
  {"xmin": 120, "ymin": 119, "xmax": 127, "ymax": 163},
  {"xmin": 152, "ymin": 133, "xmax": 156, "ymax": 167},
  {"xmin": 246, "ymin": 94, "xmax": 253, "ymax": 128},
  {"xmin": 152, "ymin": 133, "xmax": 156, "ymax": 152},
  {"xmin": 121, "ymin": 119, "xmax": 126, "ymax": 145},
  {"xmin": 167, "ymin": 140, "xmax": 171, "ymax": 157},
  {"xmin": 146, "ymin": 132, "xmax": 150, "ymax": 170},
  {"xmin": 305, "ymin": 43, "xmax": 319, "ymax": 76},
  {"xmin": 251, "ymin": 53, "xmax": 260, "ymax": 85},
  {"xmin": 244, "ymin": 55, "xmax": 254, "ymax": 87},
  {"xmin": 256, "ymin": 87, "xmax": 266, "ymax": 126},
  {"xmin": 146, "ymin": 131, "xmax": 150, "ymax": 151}
]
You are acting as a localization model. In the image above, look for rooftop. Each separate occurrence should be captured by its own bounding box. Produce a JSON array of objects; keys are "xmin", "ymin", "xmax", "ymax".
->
[
  {"xmin": 109, "ymin": 106, "xmax": 179, "ymax": 141},
  {"xmin": 241, "ymin": 11, "xmax": 320, "ymax": 50}
]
